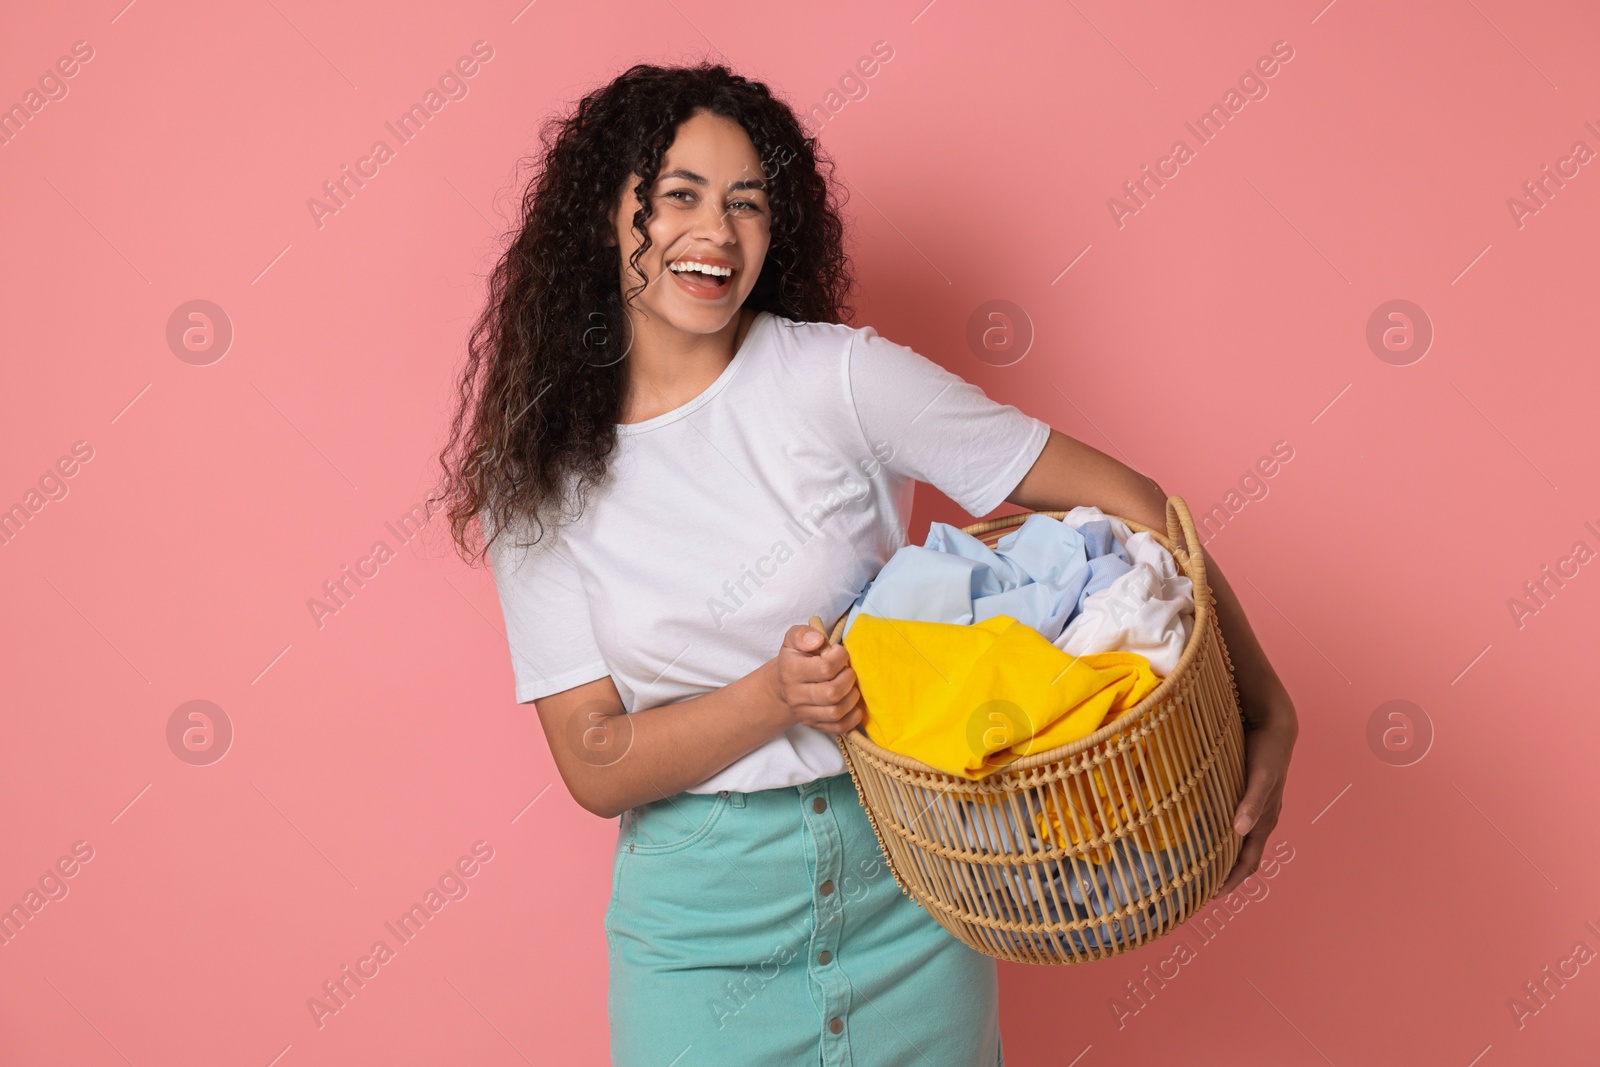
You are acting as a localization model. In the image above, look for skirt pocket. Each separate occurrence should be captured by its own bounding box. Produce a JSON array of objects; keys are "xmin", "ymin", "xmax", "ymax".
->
[{"xmin": 626, "ymin": 790, "xmax": 732, "ymax": 855}]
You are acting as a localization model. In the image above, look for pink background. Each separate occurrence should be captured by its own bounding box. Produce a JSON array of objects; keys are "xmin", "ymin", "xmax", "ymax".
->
[{"xmin": 3, "ymin": 0, "xmax": 1598, "ymax": 1063}]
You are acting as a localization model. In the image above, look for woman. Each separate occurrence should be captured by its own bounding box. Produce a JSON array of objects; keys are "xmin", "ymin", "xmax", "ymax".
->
[{"xmin": 433, "ymin": 62, "xmax": 1298, "ymax": 1066}]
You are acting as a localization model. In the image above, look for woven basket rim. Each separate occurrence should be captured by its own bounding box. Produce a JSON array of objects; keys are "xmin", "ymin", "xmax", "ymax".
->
[{"xmin": 831, "ymin": 495, "xmax": 1213, "ymax": 778}]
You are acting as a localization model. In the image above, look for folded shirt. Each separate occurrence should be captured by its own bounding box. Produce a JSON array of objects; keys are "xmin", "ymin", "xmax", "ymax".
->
[{"xmin": 842, "ymin": 613, "xmax": 1162, "ymax": 779}]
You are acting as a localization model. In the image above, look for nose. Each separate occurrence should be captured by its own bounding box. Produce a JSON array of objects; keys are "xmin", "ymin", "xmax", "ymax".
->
[{"xmin": 688, "ymin": 196, "xmax": 737, "ymax": 245}]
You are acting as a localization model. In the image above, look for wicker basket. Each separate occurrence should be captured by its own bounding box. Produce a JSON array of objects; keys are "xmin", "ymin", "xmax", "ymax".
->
[{"xmin": 825, "ymin": 495, "xmax": 1246, "ymax": 965}]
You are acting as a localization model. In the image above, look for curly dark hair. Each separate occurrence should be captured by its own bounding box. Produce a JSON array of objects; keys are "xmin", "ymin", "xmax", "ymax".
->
[{"xmin": 430, "ymin": 61, "xmax": 855, "ymax": 566}]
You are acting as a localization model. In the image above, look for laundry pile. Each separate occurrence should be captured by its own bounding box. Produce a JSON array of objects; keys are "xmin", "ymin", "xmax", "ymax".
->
[
  {"xmin": 840, "ymin": 506, "xmax": 1197, "ymax": 774},
  {"xmin": 838, "ymin": 507, "xmax": 1206, "ymax": 953}
]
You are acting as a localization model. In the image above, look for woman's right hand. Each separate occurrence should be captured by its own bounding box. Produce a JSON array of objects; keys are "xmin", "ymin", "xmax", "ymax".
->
[{"xmin": 767, "ymin": 621, "xmax": 863, "ymax": 735}]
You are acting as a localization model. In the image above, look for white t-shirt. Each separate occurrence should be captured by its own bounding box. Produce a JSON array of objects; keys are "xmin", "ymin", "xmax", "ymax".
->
[{"xmin": 486, "ymin": 310, "xmax": 1052, "ymax": 794}]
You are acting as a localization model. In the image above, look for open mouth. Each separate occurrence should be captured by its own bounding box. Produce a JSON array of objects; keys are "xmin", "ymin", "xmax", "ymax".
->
[{"xmin": 668, "ymin": 260, "xmax": 736, "ymax": 297}]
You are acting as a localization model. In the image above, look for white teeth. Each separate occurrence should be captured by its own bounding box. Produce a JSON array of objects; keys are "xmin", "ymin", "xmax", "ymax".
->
[{"xmin": 670, "ymin": 261, "xmax": 733, "ymax": 277}]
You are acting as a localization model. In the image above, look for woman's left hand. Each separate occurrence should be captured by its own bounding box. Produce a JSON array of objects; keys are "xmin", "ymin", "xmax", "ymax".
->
[{"xmin": 1217, "ymin": 681, "xmax": 1298, "ymax": 896}]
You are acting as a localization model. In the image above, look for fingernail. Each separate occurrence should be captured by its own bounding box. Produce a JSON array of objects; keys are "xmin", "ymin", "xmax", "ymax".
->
[{"xmin": 1234, "ymin": 814, "xmax": 1254, "ymax": 835}]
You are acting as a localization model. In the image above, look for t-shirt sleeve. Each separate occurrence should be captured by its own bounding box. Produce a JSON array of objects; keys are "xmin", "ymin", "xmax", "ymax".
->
[
  {"xmin": 484, "ymin": 516, "xmax": 612, "ymax": 704},
  {"xmin": 846, "ymin": 325, "xmax": 1052, "ymax": 517}
]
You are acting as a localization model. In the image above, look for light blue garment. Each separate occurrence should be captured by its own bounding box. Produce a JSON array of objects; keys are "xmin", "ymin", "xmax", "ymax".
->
[
  {"xmin": 842, "ymin": 546, "xmax": 991, "ymax": 630},
  {"xmin": 1074, "ymin": 519, "xmax": 1121, "ymax": 560},
  {"xmin": 1072, "ymin": 519, "xmax": 1132, "ymax": 611},
  {"xmin": 842, "ymin": 513, "xmax": 1130, "ymax": 642}
]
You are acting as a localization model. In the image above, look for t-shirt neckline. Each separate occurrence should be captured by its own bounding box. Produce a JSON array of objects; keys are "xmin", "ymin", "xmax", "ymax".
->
[{"xmin": 615, "ymin": 310, "xmax": 771, "ymax": 436}]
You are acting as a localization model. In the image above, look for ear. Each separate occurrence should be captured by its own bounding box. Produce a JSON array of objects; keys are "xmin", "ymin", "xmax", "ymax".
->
[
  {"xmin": 601, "ymin": 192, "xmax": 618, "ymax": 248},
  {"xmin": 604, "ymin": 178, "xmax": 636, "ymax": 248},
  {"xmin": 603, "ymin": 206, "xmax": 618, "ymax": 248}
]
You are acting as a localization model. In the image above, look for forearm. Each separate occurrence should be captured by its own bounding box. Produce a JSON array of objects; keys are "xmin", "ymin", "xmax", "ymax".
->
[
  {"xmin": 1008, "ymin": 447, "xmax": 1288, "ymax": 710},
  {"xmin": 574, "ymin": 663, "xmax": 795, "ymax": 819},
  {"xmin": 1098, "ymin": 482, "xmax": 1291, "ymax": 707},
  {"xmin": 1196, "ymin": 550, "xmax": 1293, "ymax": 711}
]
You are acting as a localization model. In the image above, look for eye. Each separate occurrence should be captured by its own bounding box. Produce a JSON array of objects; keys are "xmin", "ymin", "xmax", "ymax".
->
[{"xmin": 727, "ymin": 199, "xmax": 763, "ymax": 214}]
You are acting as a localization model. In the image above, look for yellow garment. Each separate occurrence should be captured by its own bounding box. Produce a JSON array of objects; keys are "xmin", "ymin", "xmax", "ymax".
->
[
  {"xmin": 844, "ymin": 612, "xmax": 1192, "ymax": 865},
  {"xmin": 1032, "ymin": 737, "xmax": 1191, "ymax": 860},
  {"xmin": 843, "ymin": 613, "xmax": 1162, "ymax": 779}
]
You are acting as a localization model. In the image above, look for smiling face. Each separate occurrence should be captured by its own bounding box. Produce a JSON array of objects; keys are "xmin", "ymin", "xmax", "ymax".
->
[{"xmin": 608, "ymin": 109, "xmax": 773, "ymax": 338}]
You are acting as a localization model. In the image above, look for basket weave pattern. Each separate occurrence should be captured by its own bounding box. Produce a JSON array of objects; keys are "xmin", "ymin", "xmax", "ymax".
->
[{"xmin": 830, "ymin": 496, "xmax": 1246, "ymax": 965}]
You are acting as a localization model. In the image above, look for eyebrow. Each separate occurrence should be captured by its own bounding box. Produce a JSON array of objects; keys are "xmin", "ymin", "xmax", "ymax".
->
[{"xmin": 657, "ymin": 167, "xmax": 768, "ymax": 192}]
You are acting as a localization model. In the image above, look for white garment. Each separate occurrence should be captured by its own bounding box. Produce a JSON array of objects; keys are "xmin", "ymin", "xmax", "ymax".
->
[
  {"xmin": 1058, "ymin": 504, "xmax": 1133, "ymax": 545},
  {"xmin": 486, "ymin": 311, "xmax": 1052, "ymax": 794},
  {"xmin": 1054, "ymin": 531, "xmax": 1195, "ymax": 676}
]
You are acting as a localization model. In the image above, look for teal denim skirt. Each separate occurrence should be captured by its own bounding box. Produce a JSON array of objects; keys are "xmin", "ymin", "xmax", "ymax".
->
[{"xmin": 604, "ymin": 770, "xmax": 1004, "ymax": 1066}]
